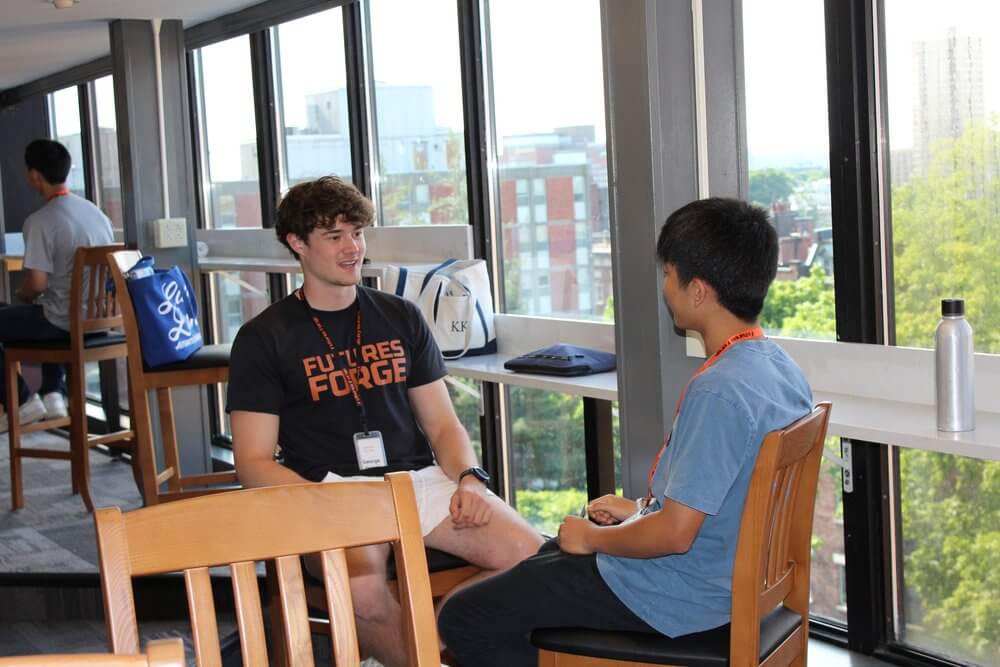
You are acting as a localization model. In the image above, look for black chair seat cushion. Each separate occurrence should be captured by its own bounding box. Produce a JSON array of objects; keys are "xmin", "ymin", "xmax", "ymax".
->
[
  {"xmin": 302, "ymin": 547, "xmax": 472, "ymax": 588},
  {"xmin": 530, "ymin": 606, "xmax": 801, "ymax": 667},
  {"xmin": 143, "ymin": 343, "xmax": 231, "ymax": 373},
  {"xmin": 7, "ymin": 332, "xmax": 127, "ymax": 350}
]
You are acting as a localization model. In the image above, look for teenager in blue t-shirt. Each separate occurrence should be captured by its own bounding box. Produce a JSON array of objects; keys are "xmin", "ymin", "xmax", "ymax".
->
[{"xmin": 439, "ymin": 197, "xmax": 813, "ymax": 666}]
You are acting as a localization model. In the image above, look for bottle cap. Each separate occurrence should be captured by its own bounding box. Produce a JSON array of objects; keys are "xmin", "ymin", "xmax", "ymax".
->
[{"xmin": 941, "ymin": 298, "xmax": 964, "ymax": 316}]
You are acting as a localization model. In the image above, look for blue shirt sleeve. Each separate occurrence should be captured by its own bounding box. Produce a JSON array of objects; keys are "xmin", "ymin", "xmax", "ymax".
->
[{"xmin": 660, "ymin": 388, "xmax": 757, "ymax": 516}]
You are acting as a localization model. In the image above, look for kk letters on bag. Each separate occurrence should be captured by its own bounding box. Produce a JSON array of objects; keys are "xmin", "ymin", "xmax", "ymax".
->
[
  {"xmin": 125, "ymin": 257, "xmax": 203, "ymax": 367},
  {"xmin": 383, "ymin": 259, "xmax": 497, "ymax": 359}
]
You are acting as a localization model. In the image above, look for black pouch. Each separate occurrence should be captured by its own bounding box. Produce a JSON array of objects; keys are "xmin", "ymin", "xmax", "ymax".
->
[{"xmin": 503, "ymin": 344, "xmax": 616, "ymax": 377}]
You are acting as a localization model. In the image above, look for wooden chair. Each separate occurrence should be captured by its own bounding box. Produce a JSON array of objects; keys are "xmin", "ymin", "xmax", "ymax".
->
[
  {"xmin": 0, "ymin": 639, "xmax": 184, "ymax": 667},
  {"xmin": 106, "ymin": 250, "xmax": 237, "ymax": 505},
  {"xmin": 94, "ymin": 472, "xmax": 441, "ymax": 666},
  {"xmin": 532, "ymin": 402, "xmax": 833, "ymax": 667},
  {"xmin": 6, "ymin": 244, "xmax": 134, "ymax": 512}
]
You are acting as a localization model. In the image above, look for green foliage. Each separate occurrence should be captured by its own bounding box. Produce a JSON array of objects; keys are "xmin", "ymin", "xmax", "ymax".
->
[
  {"xmin": 749, "ymin": 168, "xmax": 798, "ymax": 207},
  {"xmin": 890, "ymin": 122, "xmax": 1000, "ymax": 660},
  {"xmin": 516, "ymin": 488, "xmax": 589, "ymax": 536},
  {"xmin": 891, "ymin": 122, "xmax": 1000, "ymax": 353},
  {"xmin": 900, "ymin": 450, "xmax": 1000, "ymax": 662},
  {"xmin": 759, "ymin": 266, "xmax": 836, "ymax": 340},
  {"xmin": 755, "ymin": 123, "xmax": 1000, "ymax": 659}
]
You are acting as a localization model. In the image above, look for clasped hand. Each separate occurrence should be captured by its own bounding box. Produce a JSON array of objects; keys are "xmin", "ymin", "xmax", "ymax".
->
[
  {"xmin": 449, "ymin": 477, "xmax": 493, "ymax": 529},
  {"xmin": 557, "ymin": 494, "xmax": 637, "ymax": 555}
]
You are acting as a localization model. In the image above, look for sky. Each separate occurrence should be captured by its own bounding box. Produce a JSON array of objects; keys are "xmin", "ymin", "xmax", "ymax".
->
[
  {"xmin": 191, "ymin": 0, "xmax": 607, "ymax": 182},
  {"xmin": 59, "ymin": 0, "xmax": 1000, "ymax": 181},
  {"xmin": 743, "ymin": 0, "xmax": 1000, "ymax": 169}
]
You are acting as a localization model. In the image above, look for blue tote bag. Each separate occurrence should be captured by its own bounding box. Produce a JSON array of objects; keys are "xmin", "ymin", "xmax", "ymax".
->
[{"xmin": 124, "ymin": 256, "xmax": 203, "ymax": 367}]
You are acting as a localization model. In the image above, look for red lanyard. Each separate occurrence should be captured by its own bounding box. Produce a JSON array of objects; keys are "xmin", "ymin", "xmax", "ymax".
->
[
  {"xmin": 297, "ymin": 288, "xmax": 368, "ymax": 433},
  {"xmin": 47, "ymin": 188, "xmax": 69, "ymax": 202},
  {"xmin": 645, "ymin": 326, "xmax": 765, "ymax": 499}
]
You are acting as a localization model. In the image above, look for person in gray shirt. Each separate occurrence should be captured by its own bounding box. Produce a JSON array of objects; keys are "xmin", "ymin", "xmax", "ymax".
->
[{"xmin": 0, "ymin": 139, "xmax": 113, "ymax": 432}]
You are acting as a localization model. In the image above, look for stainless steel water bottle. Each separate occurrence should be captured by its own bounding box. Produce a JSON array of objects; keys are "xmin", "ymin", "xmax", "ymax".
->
[{"xmin": 935, "ymin": 298, "xmax": 975, "ymax": 432}]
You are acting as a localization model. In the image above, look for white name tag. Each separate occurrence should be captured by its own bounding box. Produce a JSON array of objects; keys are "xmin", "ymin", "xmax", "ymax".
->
[{"xmin": 354, "ymin": 431, "xmax": 387, "ymax": 470}]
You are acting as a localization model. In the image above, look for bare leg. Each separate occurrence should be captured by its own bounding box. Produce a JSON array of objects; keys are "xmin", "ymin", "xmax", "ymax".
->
[
  {"xmin": 424, "ymin": 492, "xmax": 544, "ymax": 608},
  {"xmin": 343, "ymin": 543, "xmax": 409, "ymax": 667}
]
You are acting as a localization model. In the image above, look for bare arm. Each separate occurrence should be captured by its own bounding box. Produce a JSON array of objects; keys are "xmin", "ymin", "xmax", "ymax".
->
[
  {"xmin": 558, "ymin": 497, "xmax": 706, "ymax": 558},
  {"xmin": 230, "ymin": 410, "xmax": 309, "ymax": 488},
  {"xmin": 408, "ymin": 378, "xmax": 490, "ymax": 528},
  {"xmin": 15, "ymin": 269, "xmax": 48, "ymax": 303},
  {"xmin": 408, "ymin": 378, "xmax": 478, "ymax": 481}
]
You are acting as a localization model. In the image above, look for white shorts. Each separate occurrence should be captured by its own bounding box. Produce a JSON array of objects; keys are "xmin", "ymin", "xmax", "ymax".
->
[{"xmin": 322, "ymin": 465, "xmax": 456, "ymax": 536}]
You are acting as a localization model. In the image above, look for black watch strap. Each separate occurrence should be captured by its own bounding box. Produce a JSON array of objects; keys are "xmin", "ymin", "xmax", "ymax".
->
[{"xmin": 458, "ymin": 466, "xmax": 490, "ymax": 485}]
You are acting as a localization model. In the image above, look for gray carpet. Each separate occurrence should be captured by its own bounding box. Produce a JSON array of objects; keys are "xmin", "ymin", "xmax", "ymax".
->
[{"xmin": 0, "ymin": 429, "xmax": 143, "ymax": 574}]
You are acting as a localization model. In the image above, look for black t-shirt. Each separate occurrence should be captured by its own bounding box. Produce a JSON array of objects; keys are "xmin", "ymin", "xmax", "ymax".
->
[{"xmin": 226, "ymin": 286, "xmax": 447, "ymax": 480}]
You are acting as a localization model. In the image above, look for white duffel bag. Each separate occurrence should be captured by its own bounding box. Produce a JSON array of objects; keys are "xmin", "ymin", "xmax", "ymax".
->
[{"xmin": 382, "ymin": 258, "xmax": 497, "ymax": 359}]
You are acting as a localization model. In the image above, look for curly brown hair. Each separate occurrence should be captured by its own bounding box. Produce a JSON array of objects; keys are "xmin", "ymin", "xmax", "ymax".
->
[{"xmin": 275, "ymin": 176, "xmax": 375, "ymax": 259}]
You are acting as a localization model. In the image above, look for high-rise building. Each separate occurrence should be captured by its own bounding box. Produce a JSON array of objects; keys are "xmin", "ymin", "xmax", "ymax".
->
[{"xmin": 912, "ymin": 28, "xmax": 985, "ymax": 175}]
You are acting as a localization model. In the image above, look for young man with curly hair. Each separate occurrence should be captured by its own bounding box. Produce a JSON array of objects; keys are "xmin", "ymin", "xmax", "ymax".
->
[{"xmin": 227, "ymin": 176, "xmax": 542, "ymax": 667}]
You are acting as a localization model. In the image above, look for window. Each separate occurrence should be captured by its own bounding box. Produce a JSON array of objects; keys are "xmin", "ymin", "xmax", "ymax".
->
[
  {"xmin": 883, "ymin": 3, "xmax": 1000, "ymax": 662},
  {"xmin": 48, "ymin": 86, "xmax": 86, "ymax": 197},
  {"xmin": 368, "ymin": 0, "xmax": 467, "ymax": 226},
  {"xmin": 192, "ymin": 36, "xmax": 262, "ymax": 229},
  {"xmin": 489, "ymin": 0, "xmax": 610, "ymax": 321},
  {"xmin": 743, "ymin": 0, "xmax": 835, "ymax": 341},
  {"xmin": 505, "ymin": 387, "xmax": 621, "ymax": 535},
  {"xmin": 273, "ymin": 8, "xmax": 353, "ymax": 188},
  {"xmin": 743, "ymin": 0, "xmax": 844, "ymax": 629},
  {"xmin": 209, "ymin": 271, "xmax": 271, "ymax": 434},
  {"xmin": 92, "ymin": 76, "xmax": 123, "ymax": 230}
]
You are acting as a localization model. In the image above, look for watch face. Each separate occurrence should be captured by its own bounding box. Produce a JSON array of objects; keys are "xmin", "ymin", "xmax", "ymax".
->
[{"xmin": 465, "ymin": 467, "xmax": 490, "ymax": 483}]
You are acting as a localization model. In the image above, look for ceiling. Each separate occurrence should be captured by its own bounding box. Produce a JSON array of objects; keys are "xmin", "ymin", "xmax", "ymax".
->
[{"xmin": 0, "ymin": 0, "xmax": 265, "ymax": 92}]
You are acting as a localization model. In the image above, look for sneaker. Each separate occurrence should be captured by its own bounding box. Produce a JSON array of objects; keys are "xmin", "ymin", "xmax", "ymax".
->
[
  {"xmin": 0, "ymin": 394, "xmax": 47, "ymax": 433},
  {"xmin": 42, "ymin": 392, "xmax": 68, "ymax": 419}
]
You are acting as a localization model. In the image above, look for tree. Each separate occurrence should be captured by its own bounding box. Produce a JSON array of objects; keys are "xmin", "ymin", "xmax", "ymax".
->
[
  {"xmin": 759, "ymin": 266, "xmax": 835, "ymax": 339},
  {"xmin": 890, "ymin": 120, "xmax": 1000, "ymax": 662},
  {"xmin": 750, "ymin": 168, "xmax": 798, "ymax": 208},
  {"xmin": 758, "ymin": 121, "xmax": 1000, "ymax": 661}
]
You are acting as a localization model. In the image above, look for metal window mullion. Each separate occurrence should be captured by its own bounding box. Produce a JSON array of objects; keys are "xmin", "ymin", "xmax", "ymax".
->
[
  {"xmin": 77, "ymin": 82, "xmax": 98, "ymax": 203},
  {"xmin": 824, "ymin": 0, "xmax": 893, "ymax": 654},
  {"xmin": 344, "ymin": 0, "xmax": 374, "ymax": 197},
  {"xmin": 250, "ymin": 31, "xmax": 280, "ymax": 228},
  {"xmin": 457, "ymin": 0, "xmax": 505, "ymax": 495}
]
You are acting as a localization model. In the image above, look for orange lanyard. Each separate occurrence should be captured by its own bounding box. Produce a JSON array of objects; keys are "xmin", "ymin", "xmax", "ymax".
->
[
  {"xmin": 297, "ymin": 288, "xmax": 368, "ymax": 433},
  {"xmin": 47, "ymin": 188, "xmax": 69, "ymax": 202},
  {"xmin": 645, "ymin": 326, "xmax": 765, "ymax": 499}
]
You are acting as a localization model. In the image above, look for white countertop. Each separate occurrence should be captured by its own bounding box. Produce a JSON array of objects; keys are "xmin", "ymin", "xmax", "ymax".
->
[
  {"xmin": 445, "ymin": 353, "xmax": 618, "ymax": 401},
  {"xmin": 445, "ymin": 351, "xmax": 1000, "ymax": 462},
  {"xmin": 815, "ymin": 391, "xmax": 1000, "ymax": 462}
]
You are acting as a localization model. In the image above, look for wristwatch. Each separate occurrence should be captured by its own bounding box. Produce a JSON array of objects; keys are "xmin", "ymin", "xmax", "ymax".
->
[{"xmin": 458, "ymin": 466, "xmax": 490, "ymax": 486}]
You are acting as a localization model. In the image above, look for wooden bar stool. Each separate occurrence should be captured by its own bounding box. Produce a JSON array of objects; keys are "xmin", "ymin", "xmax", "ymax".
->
[
  {"xmin": 106, "ymin": 250, "xmax": 238, "ymax": 505},
  {"xmin": 6, "ymin": 244, "xmax": 134, "ymax": 512}
]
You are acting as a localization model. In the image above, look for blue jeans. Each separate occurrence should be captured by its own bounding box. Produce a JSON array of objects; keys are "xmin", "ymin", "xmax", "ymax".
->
[{"xmin": 0, "ymin": 303, "xmax": 68, "ymax": 405}]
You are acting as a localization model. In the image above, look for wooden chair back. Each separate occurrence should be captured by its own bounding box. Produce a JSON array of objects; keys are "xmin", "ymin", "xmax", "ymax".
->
[
  {"xmin": 95, "ymin": 472, "xmax": 439, "ymax": 666},
  {"xmin": 105, "ymin": 249, "xmax": 237, "ymax": 505},
  {"xmin": 68, "ymin": 244, "xmax": 130, "ymax": 346},
  {"xmin": 729, "ymin": 401, "xmax": 831, "ymax": 667},
  {"xmin": 105, "ymin": 249, "xmax": 147, "ymax": 377},
  {"xmin": 0, "ymin": 638, "xmax": 184, "ymax": 667}
]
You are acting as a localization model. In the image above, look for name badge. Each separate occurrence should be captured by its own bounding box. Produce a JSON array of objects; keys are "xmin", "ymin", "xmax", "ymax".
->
[{"xmin": 354, "ymin": 431, "xmax": 387, "ymax": 470}]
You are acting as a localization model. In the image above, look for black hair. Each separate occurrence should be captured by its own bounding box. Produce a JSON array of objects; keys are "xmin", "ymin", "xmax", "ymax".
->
[
  {"xmin": 656, "ymin": 197, "xmax": 778, "ymax": 321},
  {"xmin": 24, "ymin": 139, "xmax": 72, "ymax": 185},
  {"xmin": 275, "ymin": 176, "xmax": 375, "ymax": 259}
]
